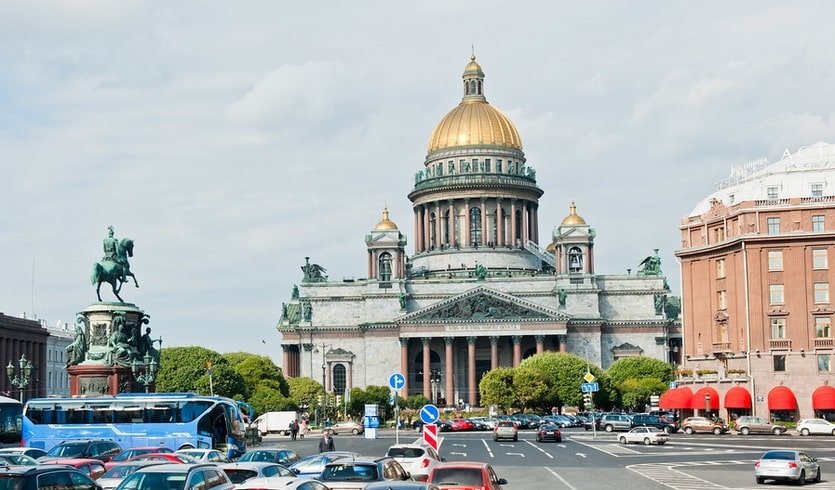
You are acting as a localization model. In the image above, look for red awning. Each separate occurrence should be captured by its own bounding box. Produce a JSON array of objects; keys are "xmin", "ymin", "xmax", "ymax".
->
[
  {"xmin": 724, "ymin": 386, "xmax": 753, "ymax": 409},
  {"xmin": 659, "ymin": 387, "xmax": 693, "ymax": 409},
  {"xmin": 692, "ymin": 387, "xmax": 721, "ymax": 410},
  {"xmin": 768, "ymin": 386, "xmax": 798, "ymax": 411},
  {"xmin": 812, "ymin": 385, "xmax": 835, "ymax": 410}
]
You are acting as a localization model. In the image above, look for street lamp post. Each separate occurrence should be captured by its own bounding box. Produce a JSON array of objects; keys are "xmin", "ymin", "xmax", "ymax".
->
[
  {"xmin": 5, "ymin": 354, "xmax": 33, "ymax": 403},
  {"xmin": 705, "ymin": 393, "xmax": 711, "ymax": 417},
  {"xmin": 430, "ymin": 368, "xmax": 441, "ymax": 405},
  {"xmin": 314, "ymin": 343, "xmax": 331, "ymax": 427},
  {"xmin": 132, "ymin": 354, "xmax": 159, "ymax": 393}
]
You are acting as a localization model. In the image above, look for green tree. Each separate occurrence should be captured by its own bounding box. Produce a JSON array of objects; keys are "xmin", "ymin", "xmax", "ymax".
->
[
  {"xmin": 222, "ymin": 352, "xmax": 251, "ymax": 368},
  {"xmin": 193, "ymin": 362, "xmax": 247, "ymax": 399},
  {"xmin": 520, "ymin": 352, "xmax": 615, "ymax": 410},
  {"xmin": 619, "ymin": 378, "xmax": 668, "ymax": 411},
  {"xmin": 403, "ymin": 394, "xmax": 430, "ymax": 409},
  {"xmin": 230, "ymin": 354, "xmax": 289, "ymax": 398},
  {"xmin": 512, "ymin": 367, "xmax": 550, "ymax": 412},
  {"xmin": 249, "ymin": 385, "xmax": 298, "ymax": 414},
  {"xmin": 156, "ymin": 347, "xmax": 226, "ymax": 393},
  {"xmin": 478, "ymin": 367, "xmax": 516, "ymax": 412},
  {"xmin": 607, "ymin": 356, "xmax": 674, "ymax": 387},
  {"xmin": 287, "ymin": 377, "xmax": 324, "ymax": 410}
]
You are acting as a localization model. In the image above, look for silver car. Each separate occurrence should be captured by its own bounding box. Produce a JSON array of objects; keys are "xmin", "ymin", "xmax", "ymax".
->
[{"xmin": 754, "ymin": 450, "xmax": 820, "ymax": 485}]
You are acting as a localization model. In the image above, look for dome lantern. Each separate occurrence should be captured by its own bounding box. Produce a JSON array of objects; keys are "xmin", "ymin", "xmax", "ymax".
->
[
  {"xmin": 374, "ymin": 206, "xmax": 398, "ymax": 230},
  {"xmin": 462, "ymin": 55, "xmax": 486, "ymax": 102},
  {"xmin": 561, "ymin": 201, "xmax": 587, "ymax": 226}
]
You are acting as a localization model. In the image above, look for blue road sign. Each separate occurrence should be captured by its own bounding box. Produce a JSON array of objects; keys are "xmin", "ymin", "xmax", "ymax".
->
[
  {"xmin": 581, "ymin": 382, "xmax": 600, "ymax": 393},
  {"xmin": 419, "ymin": 404, "xmax": 440, "ymax": 424},
  {"xmin": 389, "ymin": 393, "xmax": 395, "ymax": 406},
  {"xmin": 669, "ymin": 381, "xmax": 677, "ymax": 389},
  {"xmin": 389, "ymin": 373, "xmax": 405, "ymax": 390}
]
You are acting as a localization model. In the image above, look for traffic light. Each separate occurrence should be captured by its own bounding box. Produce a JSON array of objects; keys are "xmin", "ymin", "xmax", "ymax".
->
[{"xmin": 582, "ymin": 392, "xmax": 593, "ymax": 408}]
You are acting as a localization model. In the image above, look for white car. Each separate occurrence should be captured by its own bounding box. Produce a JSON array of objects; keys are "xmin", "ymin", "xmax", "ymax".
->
[
  {"xmin": 755, "ymin": 450, "xmax": 821, "ymax": 485},
  {"xmin": 618, "ymin": 426, "xmax": 669, "ymax": 445},
  {"xmin": 220, "ymin": 462, "xmax": 294, "ymax": 485},
  {"xmin": 385, "ymin": 444, "xmax": 443, "ymax": 482},
  {"xmin": 797, "ymin": 418, "xmax": 835, "ymax": 436},
  {"xmin": 174, "ymin": 448, "xmax": 231, "ymax": 463},
  {"xmin": 236, "ymin": 476, "xmax": 330, "ymax": 490}
]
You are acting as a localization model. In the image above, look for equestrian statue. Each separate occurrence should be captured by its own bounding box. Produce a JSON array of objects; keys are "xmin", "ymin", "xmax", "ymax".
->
[{"xmin": 91, "ymin": 225, "xmax": 139, "ymax": 302}]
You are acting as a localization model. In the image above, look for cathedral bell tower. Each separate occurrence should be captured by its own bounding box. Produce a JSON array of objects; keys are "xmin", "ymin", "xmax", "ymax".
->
[
  {"xmin": 551, "ymin": 202, "xmax": 595, "ymax": 275},
  {"xmin": 365, "ymin": 207, "xmax": 407, "ymax": 284}
]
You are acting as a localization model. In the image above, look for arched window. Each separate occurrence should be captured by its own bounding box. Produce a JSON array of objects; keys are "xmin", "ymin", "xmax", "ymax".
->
[
  {"xmin": 429, "ymin": 212, "xmax": 437, "ymax": 249},
  {"xmin": 470, "ymin": 207, "xmax": 482, "ymax": 246},
  {"xmin": 568, "ymin": 246, "xmax": 584, "ymax": 273},
  {"xmin": 477, "ymin": 80, "xmax": 482, "ymax": 95},
  {"xmin": 332, "ymin": 364, "xmax": 346, "ymax": 394},
  {"xmin": 514, "ymin": 209, "xmax": 523, "ymax": 246},
  {"xmin": 470, "ymin": 80, "xmax": 477, "ymax": 94},
  {"xmin": 463, "ymin": 80, "xmax": 469, "ymax": 95},
  {"xmin": 412, "ymin": 350, "xmax": 442, "ymax": 382},
  {"xmin": 379, "ymin": 252, "xmax": 392, "ymax": 282}
]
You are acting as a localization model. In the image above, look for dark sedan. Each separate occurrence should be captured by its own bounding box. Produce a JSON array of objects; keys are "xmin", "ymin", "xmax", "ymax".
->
[{"xmin": 536, "ymin": 423, "xmax": 562, "ymax": 442}]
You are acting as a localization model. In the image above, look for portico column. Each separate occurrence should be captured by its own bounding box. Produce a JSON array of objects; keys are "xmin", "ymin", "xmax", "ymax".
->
[
  {"xmin": 559, "ymin": 335, "xmax": 568, "ymax": 353},
  {"xmin": 400, "ymin": 338, "xmax": 410, "ymax": 396},
  {"xmin": 510, "ymin": 201, "xmax": 517, "ymax": 246},
  {"xmin": 489, "ymin": 336, "xmax": 499, "ymax": 370},
  {"xmin": 347, "ymin": 362, "xmax": 353, "ymax": 390},
  {"xmin": 522, "ymin": 202, "xmax": 529, "ymax": 244},
  {"xmin": 448, "ymin": 200, "xmax": 456, "ymax": 247},
  {"xmin": 535, "ymin": 335, "xmax": 545, "ymax": 354},
  {"xmin": 422, "ymin": 338, "xmax": 431, "ymax": 399},
  {"xmin": 467, "ymin": 337, "xmax": 477, "ymax": 407},
  {"xmin": 414, "ymin": 209, "xmax": 421, "ymax": 252},
  {"xmin": 444, "ymin": 337, "xmax": 454, "ymax": 407},
  {"xmin": 496, "ymin": 200, "xmax": 503, "ymax": 246},
  {"xmin": 282, "ymin": 345, "xmax": 291, "ymax": 376},
  {"xmin": 463, "ymin": 199, "xmax": 471, "ymax": 246},
  {"xmin": 512, "ymin": 335, "xmax": 522, "ymax": 367}
]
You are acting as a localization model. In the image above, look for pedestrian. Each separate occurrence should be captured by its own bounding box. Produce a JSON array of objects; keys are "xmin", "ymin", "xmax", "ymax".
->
[
  {"xmin": 318, "ymin": 430, "xmax": 335, "ymax": 452},
  {"xmin": 290, "ymin": 419, "xmax": 299, "ymax": 441}
]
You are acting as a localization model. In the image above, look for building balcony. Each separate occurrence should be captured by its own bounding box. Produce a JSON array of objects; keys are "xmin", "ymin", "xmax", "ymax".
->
[
  {"xmin": 769, "ymin": 338, "xmax": 792, "ymax": 350},
  {"xmin": 814, "ymin": 338, "xmax": 834, "ymax": 349},
  {"xmin": 712, "ymin": 341, "xmax": 733, "ymax": 353}
]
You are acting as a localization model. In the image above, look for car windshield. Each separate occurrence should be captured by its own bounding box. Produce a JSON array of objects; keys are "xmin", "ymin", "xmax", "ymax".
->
[
  {"xmin": 240, "ymin": 451, "xmax": 277, "ymax": 462},
  {"xmin": 46, "ymin": 443, "xmax": 87, "ymax": 458},
  {"xmin": 103, "ymin": 464, "xmax": 143, "ymax": 479},
  {"xmin": 119, "ymin": 472, "xmax": 187, "ymax": 490},
  {"xmin": 762, "ymin": 451, "xmax": 797, "ymax": 460},
  {"xmin": 431, "ymin": 468, "xmax": 484, "ymax": 486},
  {"xmin": 387, "ymin": 447, "xmax": 425, "ymax": 458},
  {"xmin": 223, "ymin": 469, "xmax": 258, "ymax": 484},
  {"xmin": 0, "ymin": 476, "xmax": 27, "ymax": 489},
  {"xmin": 320, "ymin": 464, "xmax": 378, "ymax": 482}
]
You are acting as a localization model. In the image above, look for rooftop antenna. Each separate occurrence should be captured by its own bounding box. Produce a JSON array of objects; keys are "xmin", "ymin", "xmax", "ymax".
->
[
  {"xmin": 471, "ymin": 44, "xmax": 475, "ymax": 58},
  {"xmin": 31, "ymin": 258, "xmax": 36, "ymax": 319}
]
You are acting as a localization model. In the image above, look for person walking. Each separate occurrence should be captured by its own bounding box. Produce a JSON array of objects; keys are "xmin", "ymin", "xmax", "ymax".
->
[
  {"xmin": 290, "ymin": 420, "xmax": 299, "ymax": 441},
  {"xmin": 318, "ymin": 430, "xmax": 335, "ymax": 452}
]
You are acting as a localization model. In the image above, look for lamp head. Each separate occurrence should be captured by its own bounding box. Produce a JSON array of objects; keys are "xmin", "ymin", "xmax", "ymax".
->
[{"xmin": 5, "ymin": 361, "xmax": 13, "ymax": 378}]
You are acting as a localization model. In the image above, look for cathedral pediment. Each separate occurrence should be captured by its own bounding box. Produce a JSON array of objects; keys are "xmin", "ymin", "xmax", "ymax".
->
[{"xmin": 398, "ymin": 286, "xmax": 569, "ymax": 324}]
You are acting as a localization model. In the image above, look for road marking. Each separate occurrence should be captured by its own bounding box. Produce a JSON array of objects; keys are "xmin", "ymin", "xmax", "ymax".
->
[
  {"xmin": 545, "ymin": 467, "xmax": 578, "ymax": 490},
  {"xmin": 506, "ymin": 452, "xmax": 525, "ymax": 457},
  {"xmin": 627, "ymin": 463, "xmax": 726, "ymax": 489},
  {"xmin": 481, "ymin": 439, "xmax": 494, "ymax": 458},
  {"xmin": 523, "ymin": 440, "xmax": 554, "ymax": 459},
  {"xmin": 452, "ymin": 443, "xmax": 466, "ymax": 447},
  {"xmin": 499, "ymin": 443, "xmax": 515, "ymax": 447},
  {"xmin": 449, "ymin": 451, "xmax": 467, "ymax": 456},
  {"xmin": 575, "ymin": 453, "xmax": 586, "ymax": 458}
]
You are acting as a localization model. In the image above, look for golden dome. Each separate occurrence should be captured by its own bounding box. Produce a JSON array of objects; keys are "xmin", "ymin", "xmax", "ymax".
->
[
  {"xmin": 427, "ymin": 56, "xmax": 522, "ymax": 154},
  {"xmin": 546, "ymin": 242, "xmax": 556, "ymax": 253},
  {"xmin": 374, "ymin": 207, "xmax": 398, "ymax": 230},
  {"xmin": 561, "ymin": 201, "xmax": 587, "ymax": 226}
]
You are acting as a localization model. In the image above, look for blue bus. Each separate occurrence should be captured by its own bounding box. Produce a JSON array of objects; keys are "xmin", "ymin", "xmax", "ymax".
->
[
  {"xmin": 0, "ymin": 395, "xmax": 22, "ymax": 448},
  {"xmin": 22, "ymin": 393, "xmax": 246, "ymax": 458}
]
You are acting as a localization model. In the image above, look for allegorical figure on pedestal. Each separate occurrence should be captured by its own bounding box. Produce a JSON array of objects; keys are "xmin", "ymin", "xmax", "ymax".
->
[
  {"xmin": 91, "ymin": 225, "xmax": 139, "ymax": 303},
  {"xmin": 66, "ymin": 314, "xmax": 88, "ymax": 367}
]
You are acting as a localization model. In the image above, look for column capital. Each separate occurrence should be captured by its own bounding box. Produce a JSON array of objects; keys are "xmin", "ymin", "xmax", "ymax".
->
[
  {"xmin": 399, "ymin": 338, "xmax": 410, "ymax": 348},
  {"xmin": 281, "ymin": 344, "xmax": 291, "ymax": 352},
  {"xmin": 444, "ymin": 337, "xmax": 454, "ymax": 346},
  {"xmin": 422, "ymin": 337, "xmax": 431, "ymax": 347},
  {"xmin": 512, "ymin": 335, "xmax": 523, "ymax": 344},
  {"xmin": 466, "ymin": 336, "xmax": 477, "ymax": 346},
  {"xmin": 302, "ymin": 343, "xmax": 313, "ymax": 352},
  {"xmin": 535, "ymin": 335, "xmax": 546, "ymax": 343},
  {"xmin": 489, "ymin": 336, "xmax": 499, "ymax": 345}
]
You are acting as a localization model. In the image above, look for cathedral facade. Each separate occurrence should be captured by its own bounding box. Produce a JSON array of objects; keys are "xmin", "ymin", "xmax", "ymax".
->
[{"xmin": 278, "ymin": 57, "xmax": 680, "ymax": 407}]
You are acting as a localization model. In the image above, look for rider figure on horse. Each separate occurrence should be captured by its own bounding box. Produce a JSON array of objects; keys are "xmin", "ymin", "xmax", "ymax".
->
[{"xmin": 103, "ymin": 226, "xmax": 128, "ymax": 282}]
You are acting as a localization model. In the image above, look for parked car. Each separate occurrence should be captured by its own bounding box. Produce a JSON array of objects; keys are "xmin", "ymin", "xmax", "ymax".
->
[
  {"xmin": 680, "ymin": 416, "xmax": 728, "ymax": 435},
  {"xmin": 0, "ymin": 454, "xmax": 39, "ymax": 466},
  {"xmin": 288, "ymin": 452, "xmax": 362, "ymax": 477},
  {"xmin": 428, "ymin": 462, "xmax": 506, "ymax": 490},
  {"xmin": 630, "ymin": 414, "xmax": 677, "ymax": 434},
  {"xmin": 493, "ymin": 421, "xmax": 518, "ymax": 442},
  {"xmin": 448, "ymin": 418, "xmax": 474, "ymax": 431},
  {"xmin": 329, "ymin": 420, "xmax": 365, "ymax": 435},
  {"xmin": 318, "ymin": 456, "xmax": 410, "ymax": 490},
  {"xmin": 797, "ymin": 418, "xmax": 835, "ymax": 436},
  {"xmin": 536, "ymin": 423, "xmax": 562, "ymax": 442},
  {"xmin": 468, "ymin": 417, "xmax": 496, "ymax": 430},
  {"xmin": 0, "ymin": 447, "xmax": 48, "ymax": 460},
  {"xmin": 754, "ymin": 449, "xmax": 821, "ymax": 485},
  {"xmin": 219, "ymin": 462, "xmax": 294, "ymax": 485},
  {"xmin": 106, "ymin": 447, "xmax": 173, "ymax": 469},
  {"xmin": 128, "ymin": 453, "xmax": 195, "ymax": 464},
  {"xmin": 235, "ymin": 476, "xmax": 332, "ymax": 490},
  {"xmin": 618, "ymin": 427, "xmax": 669, "ymax": 445},
  {"xmin": 239, "ymin": 448, "xmax": 301, "ymax": 465},
  {"xmin": 113, "ymin": 463, "xmax": 235, "ymax": 490},
  {"xmin": 365, "ymin": 483, "xmax": 441, "ymax": 490},
  {"xmin": 98, "ymin": 461, "xmax": 166, "ymax": 490},
  {"xmin": 174, "ymin": 449, "xmax": 231, "ymax": 464},
  {"xmin": 386, "ymin": 444, "xmax": 443, "ymax": 482},
  {"xmin": 38, "ymin": 458, "xmax": 107, "ymax": 480},
  {"xmin": 598, "ymin": 413, "xmax": 632, "ymax": 432},
  {"xmin": 0, "ymin": 464, "xmax": 102, "ymax": 490},
  {"xmin": 734, "ymin": 416, "xmax": 787, "ymax": 436},
  {"xmin": 40, "ymin": 439, "xmax": 122, "ymax": 463}
]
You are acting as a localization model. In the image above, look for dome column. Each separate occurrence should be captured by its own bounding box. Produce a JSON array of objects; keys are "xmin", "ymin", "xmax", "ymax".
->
[
  {"xmin": 463, "ymin": 199, "xmax": 471, "ymax": 247},
  {"xmin": 510, "ymin": 201, "xmax": 518, "ymax": 246},
  {"xmin": 448, "ymin": 200, "xmax": 456, "ymax": 248},
  {"xmin": 496, "ymin": 200, "xmax": 504, "ymax": 246},
  {"xmin": 414, "ymin": 208, "xmax": 422, "ymax": 252},
  {"xmin": 435, "ymin": 202, "xmax": 442, "ymax": 249},
  {"xmin": 423, "ymin": 206, "xmax": 431, "ymax": 252},
  {"xmin": 480, "ymin": 199, "xmax": 487, "ymax": 246},
  {"xmin": 522, "ymin": 202, "xmax": 530, "ymax": 245}
]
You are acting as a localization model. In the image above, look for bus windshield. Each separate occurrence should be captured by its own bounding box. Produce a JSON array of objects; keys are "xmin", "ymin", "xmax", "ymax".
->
[
  {"xmin": 0, "ymin": 396, "xmax": 22, "ymax": 446},
  {"xmin": 22, "ymin": 393, "xmax": 245, "ymax": 458}
]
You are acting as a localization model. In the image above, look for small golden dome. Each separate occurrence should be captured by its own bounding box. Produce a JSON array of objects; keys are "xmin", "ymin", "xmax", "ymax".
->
[
  {"xmin": 463, "ymin": 55, "xmax": 484, "ymax": 76},
  {"xmin": 374, "ymin": 207, "xmax": 398, "ymax": 230},
  {"xmin": 546, "ymin": 242, "xmax": 556, "ymax": 253},
  {"xmin": 561, "ymin": 201, "xmax": 587, "ymax": 226}
]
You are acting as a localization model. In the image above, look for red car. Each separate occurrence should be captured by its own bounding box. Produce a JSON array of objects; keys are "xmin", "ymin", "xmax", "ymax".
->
[
  {"xmin": 127, "ymin": 452, "xmax": 194, "ymax": 464},
  {"xmin": 105, "ymin": 446, "xmax": 174, "ymax": 469},
  {"xmin": 429, "ymin": 462, "xmax": 507, "ymax": 490},
  {"xmin": 39, "ymin": 458, "xmax": 107, "ymax": 480},
  {"xmin": 536, "ymin": 423, "xmax": 562, "ymax": 442},
  {"xmin": 449, "ymin": 418, "xmax": 475, "ymax": 431}
]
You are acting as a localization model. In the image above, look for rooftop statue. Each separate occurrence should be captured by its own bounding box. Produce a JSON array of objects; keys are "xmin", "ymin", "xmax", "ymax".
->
[
  {"xmin": 301, "ymin": 256, "xmax": 328, "ymax": 283},
  {"xmin": 637, "ymin": 248, "xmax": 662, "ymax": 276},
  {"xmin": 66, "ymin": 314, "xmax": 88, "ymax": 367},
  {"xmin": 91, "ymin": 226, "xmax": 139, "ymax": 302}
]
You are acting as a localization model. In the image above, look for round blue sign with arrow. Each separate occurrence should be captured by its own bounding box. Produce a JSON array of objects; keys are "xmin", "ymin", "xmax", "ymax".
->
[
  {"xmin": 419, "ymin": 404, "xmax": 440, "ymax": 424},
  {"xmin": 388, "ymin": 372, "xmax": 405, "ymax": 390}
]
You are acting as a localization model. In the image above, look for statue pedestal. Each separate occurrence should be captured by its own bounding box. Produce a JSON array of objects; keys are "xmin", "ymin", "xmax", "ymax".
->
[{"xmin": 68, "ymin": 363, "xmax": 133, "ymax": 396}]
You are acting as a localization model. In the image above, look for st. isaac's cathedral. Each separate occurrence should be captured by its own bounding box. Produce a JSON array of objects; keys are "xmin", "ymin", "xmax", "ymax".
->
[{"xmin": 278, "ymin": 57, "xmax": 680, "ymax": 407}]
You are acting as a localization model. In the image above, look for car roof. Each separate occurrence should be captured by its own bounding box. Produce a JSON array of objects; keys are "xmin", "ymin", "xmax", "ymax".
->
[
  {"xmin": 328, "ymin": 456, "xmax": 388, "ymax": 465},
  {"xmin": 134, "ymin": 463, "xmax": 216, "ymax": 473},
  {"xmin": 221, "ymin": 462, "xmax": 285, "ymax": 469},
  {"xmin": 387, "ymin": 444, "xmax": 428, "ymax": 449},
  {"xmin": 434, "ymin": 462, "xmax": 489, "ymax": 469},
  {"xmin": 0, "ymin": 465, "xmax": 89, "ymax": 476},
  {"xmin": 40, "ymin": 458, "xmax": 102, "ymax": 464}
]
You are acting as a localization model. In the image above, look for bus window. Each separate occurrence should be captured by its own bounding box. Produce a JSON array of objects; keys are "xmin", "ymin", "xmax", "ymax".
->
[
  {"xmin": 66, "ymin": 407, "xmax": 92, "ymax": 424},
  {"xmin": 91, "ymin": 405, "xmax": 112, "ymax": 424},
  {"xmin": 113, "ymin": 405, "xmax": 143, "ymax": 424},
  {"xmin": 147, "ymin": 404, "xmax": 176, "ymax": 423},
  {"xmin": 180, "ymin": 401, "xmax": 212, "ymax": 422},
  {"xmin": 0, "ymin": 397, "xmax": 22, "ymax": 445}
]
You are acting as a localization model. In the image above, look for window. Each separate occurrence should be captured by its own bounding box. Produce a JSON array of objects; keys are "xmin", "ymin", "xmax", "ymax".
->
[
  {"xmin": 448, "ymin": 161, "xmax": 455, "ymax": 174},
  {"xmin": 484, "ymin": 158, "xmax": 491, "ymax": 172},
  {"xmin": 813, "ymin": 249, "xmax": 828, "ymax": 269},
  {"xmin": 810, "ymin": 215, "xmax": 826, "ymax": 233},
  {"xmin": 568, "ymin": 247, "xmax": 583, "ymax": 273},
  {"xmin": 472, "ymin": 158, "xmax": 479, "ymax": 172},
  {"xmin": 773, "ymin": 355, "xmax": 786, "ymax": 372},
  {"xmin": 332, "ymin": 364, "xmax": 346, "ymax": 394},
  {"xmin": 496, "ymin": 160, "xmax": 502, "ymax": 173},
  {"xmin": 729, "ymin": 194, "xmax": 735, "ymax": 204},
  {"xmin": 815, "ymin": 283, "xmax": 830, "ymax": 303},
  {"xmin": 767, "ymin": 186, "xmax": 779, "ymax": 200},
  {"xmin": 812, "ymin": 183, "xmax": 824, "ymax": 197},
  {"xmin": 769, "ymin": 284, "xmax": 784, "ymax": 304},
  {"xmin": 767, "ymin": 217, "xmax": 780, "ymax": 235},
  {"xmin": 378, "ymin": 253, "xmax": 392, "ymax": 282},
  {"xmin": 771, "ymin": 318, "xmax": 786, "ymax": 338},
  {"xmin": 714, "ymin": 227, "xmax": 725, "ymax": 242},
  {"xmin": 716, "ymin": 258, "xmax": 726, "ymax": 278},
  {"xmin": 717, "ymin": 290, "xmax": 727, "ymax": 310},
  {"xmin": 768, "ymin": 250, "xmax": 783, "ymax": 271},
  {"xmin": 469, "ymin": 207, "xmax": 482, "ymax": 246},
  {"xmin": 816, "ymin": 317, "xmax": 831, "ymax": 338},
  {"xmin": 818, "ymin": 355, "xmax": 831, "ymax": 373},
  {"xmin": 436, "ymin": 162, "xmax": 443, "ymax": 176}
]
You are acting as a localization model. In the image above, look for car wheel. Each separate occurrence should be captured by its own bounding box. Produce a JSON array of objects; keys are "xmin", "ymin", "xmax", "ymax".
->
[
  {"xmin": 713, "ymin": 427, "xmax": 722, "ymax": 435},
  {"xmin": 556, "ymin": 438, "xmax": 562, "ymax": 443},
  {"xmin": 797, "ymin": 470, "xmax": 805, "ymax": 486},
  {"xmin": 493, "ymin": 436, "xmax": 498, "ymax": 441},
  {"xmin": 772, "ymin": 427, "xmax": 782, "ymax": 436},
  {"xmin": 536, "ymin": 435, "xmax": 541, "ymax": 442},
  {"xmin": 657, "ymin": 441, "xmax": 665, "ymax": 445},
  {"xmin": 756, "ymin": 476, "xmax": 764, "ymax": 484},
  {"xmin": 814, "ymin": 468, "xmax": 822, "ymax": 483},
  {"xmin": 605, "ymin": 425, "xmax": 614, "ymax": 432},
  {"xmin": 513, "ymin": 436, "xmax": 517, "ymax": 442},
  {"xmin": 619, "ymin": 436, "xmax": 627, "ymax": 444},
  {"xmin": 801, "ymin": 428, "xmax": 810, "ymax": 436},
  {"xmin": 741, "ymin": 427, "xmax": 750, "ymax": 435},
  {"xmin": 685, "ymin": 427, "xmax": 694, "ymax": 435},
  {"xmin": 352, "ymin": 428, "xmax": 359, "ymax": 435},
  {"xmin": 643, "ymin": 437, "xmax": 651, "ymax": 446}
]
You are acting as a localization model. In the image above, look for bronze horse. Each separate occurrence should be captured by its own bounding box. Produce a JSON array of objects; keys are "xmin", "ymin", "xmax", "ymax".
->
[{"xmin": 91, "ymin": 238, "xmax": 138, "ymax": 302}]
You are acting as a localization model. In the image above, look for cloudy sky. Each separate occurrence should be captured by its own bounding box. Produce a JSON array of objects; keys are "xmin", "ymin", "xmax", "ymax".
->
[{"xmin": 3, "ymin": 1, "xmax": 835, "ymax": 364}]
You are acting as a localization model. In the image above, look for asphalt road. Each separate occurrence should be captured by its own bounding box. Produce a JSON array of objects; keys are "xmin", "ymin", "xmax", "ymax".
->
[{"xmin": 260, "ymin": 427, "xmax": 835, "ymax": 489}]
